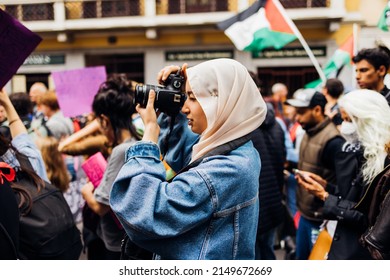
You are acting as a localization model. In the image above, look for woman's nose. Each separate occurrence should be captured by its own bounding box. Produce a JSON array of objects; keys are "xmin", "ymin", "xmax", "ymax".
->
[{"xmin": 181, "ymin": 100, "xmax": 189, "ymax": 114}]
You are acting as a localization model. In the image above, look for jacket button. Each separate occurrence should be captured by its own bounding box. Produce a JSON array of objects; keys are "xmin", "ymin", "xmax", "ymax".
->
[{"xmin": 333, "ymin": 233, "xmax": 340, "ymax": 241}]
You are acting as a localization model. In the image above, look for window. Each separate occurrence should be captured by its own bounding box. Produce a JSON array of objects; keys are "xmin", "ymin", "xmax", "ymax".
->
[
  {"xmin": 82, "ymin": 1, "xmax": 97, "ymax": 18},
  {"xmin": 22, "ymin": 4, "xmax": 54, "ymax": 21},
  {"xmin": 101, "ymin": 0, "xmax": 140, "ymax": 17},
  {"xmin": 167, "ymin": 0, "xmax": 228, "ymax": 14},
  {"xmin": 186, "ymin": 0, "xmax": 211, "ymax": 13},
  {"xmin": 257, "ymin": 66, "xmax": 319, "ymax": 97},
  {"xmin": 4, "ymin": 5, "xmax": 18, "ymax": 19},
  {"xmin": 280, "ymin": 0, "xmax": 328, "ymax": 8}
]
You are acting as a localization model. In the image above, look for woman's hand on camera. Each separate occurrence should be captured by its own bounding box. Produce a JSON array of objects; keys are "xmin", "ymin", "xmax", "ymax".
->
[
  {"xmin": 157, "ymin": 63, "xmax": 188, "ymax": 85},
  {"xmin": 137, "ymin": 90, "xmax": 160, "ymax": 144}
]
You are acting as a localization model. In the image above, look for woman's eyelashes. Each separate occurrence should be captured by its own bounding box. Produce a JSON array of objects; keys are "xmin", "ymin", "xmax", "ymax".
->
[{"xmin": 186, "ymin": 92, "xmax": 196, "ymax": 101}]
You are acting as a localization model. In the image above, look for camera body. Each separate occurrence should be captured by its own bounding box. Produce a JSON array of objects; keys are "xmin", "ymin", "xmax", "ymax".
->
[{"xmin": 135, "ymin": 73, "xmax": 186, "ymax": 116}]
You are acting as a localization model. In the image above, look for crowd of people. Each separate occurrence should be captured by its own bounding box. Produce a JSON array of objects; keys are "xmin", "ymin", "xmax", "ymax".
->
[{"xmin": 0, "ymin": 46, "xmax": 389, "ymax": 260}]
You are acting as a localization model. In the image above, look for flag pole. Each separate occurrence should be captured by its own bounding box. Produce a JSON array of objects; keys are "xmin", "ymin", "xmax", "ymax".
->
[
  {"xmin": 272, "ymin": 0, "xmax": 327, "ymax": 82},
  {"xmin": 352, "ymin": 23, "xmax": 359, "ymax": 89}
]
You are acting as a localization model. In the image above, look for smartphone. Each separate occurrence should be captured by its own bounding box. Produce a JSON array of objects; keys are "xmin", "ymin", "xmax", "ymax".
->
[{"xmin": 292, "ymin": 168, "xmax": 310, "ymax": 181}]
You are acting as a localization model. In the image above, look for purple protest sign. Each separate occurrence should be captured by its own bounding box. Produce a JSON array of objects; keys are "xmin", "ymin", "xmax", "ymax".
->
[
  {"xmin": 0, "ymin": 9, "xmax": 42, "ymax": 88},
  {"xmin": 52, "ymin": 66, "xmax": 107, "ymax": 117}
]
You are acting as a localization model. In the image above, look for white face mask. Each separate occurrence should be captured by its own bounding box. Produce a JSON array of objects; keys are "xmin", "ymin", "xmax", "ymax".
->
[{"xmin": 340, "ymin": 121, "xmax": 359, "ymax": 144}]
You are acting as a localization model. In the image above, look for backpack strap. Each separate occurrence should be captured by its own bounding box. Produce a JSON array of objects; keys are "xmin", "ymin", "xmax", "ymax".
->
[
  {"xmin": 41, "ymin": 117, "xmax": 53, "ymax": 137},
  {"xmin": 168, "ymin": 134, "xmax": 252, "ymax": 183}
]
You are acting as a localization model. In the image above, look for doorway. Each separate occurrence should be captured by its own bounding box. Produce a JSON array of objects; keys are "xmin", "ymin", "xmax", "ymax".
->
[
  {"xmin": 257, "ymin": 66, "xmax": 319, "ymax": 97},
  {"xmin": 85, "ymin": 53, "xmax": 144, "ymax": 83}
]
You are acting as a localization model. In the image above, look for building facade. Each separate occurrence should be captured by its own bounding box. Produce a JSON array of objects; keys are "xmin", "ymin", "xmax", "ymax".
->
[{"xmin": 1, "ymin": 0, "xmax": 388, "ymax": 97}]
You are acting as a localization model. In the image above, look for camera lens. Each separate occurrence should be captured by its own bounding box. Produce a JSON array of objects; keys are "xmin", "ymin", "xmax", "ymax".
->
[
  {"xmin": 134, "ymin": 73, "xmax": 186, "ymax": 116},
  {"xmin": 135, "ymin": 84, "xmax": 161, "ymax": 107}
]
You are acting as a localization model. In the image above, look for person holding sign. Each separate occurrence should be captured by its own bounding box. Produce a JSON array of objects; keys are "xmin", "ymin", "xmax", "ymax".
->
[
  {"xmin": 0, "ymin": 88, "xmax": 48, "ymax": 181},
  {"xmin": 81, "ymin": 74, "xmax": 142, "ymax": 259}
]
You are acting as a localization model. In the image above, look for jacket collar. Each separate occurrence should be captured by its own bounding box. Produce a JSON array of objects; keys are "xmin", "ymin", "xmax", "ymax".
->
[{"xmin": 306, "ymin": 117, "xmax": 332, "ymax": 137}]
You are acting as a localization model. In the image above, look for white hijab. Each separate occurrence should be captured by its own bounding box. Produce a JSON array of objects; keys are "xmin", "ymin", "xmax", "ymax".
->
[{"xmin": 187, "ymin": 58, "xmax": 267, "ymax": 162}]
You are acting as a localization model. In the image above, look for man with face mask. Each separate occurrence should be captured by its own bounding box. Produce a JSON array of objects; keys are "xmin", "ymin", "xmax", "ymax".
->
[{"xmin": 285, "ymin": 89, "xmax": 345, "ymax": 259}]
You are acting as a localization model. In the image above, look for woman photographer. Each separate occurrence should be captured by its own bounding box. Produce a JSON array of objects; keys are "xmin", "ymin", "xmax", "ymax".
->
[{"xmin": 110, "ymin": 58, "xmax": 267, "ymax": 259}]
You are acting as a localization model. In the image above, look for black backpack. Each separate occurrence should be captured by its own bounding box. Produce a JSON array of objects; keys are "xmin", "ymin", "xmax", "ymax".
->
[
  {"xmin": 0, "ymin": 168, "xmax": 19, "ymax": 260},
  {"xmin": 15, "ymin": 154, "xmax": 83, "ymax": 260}
]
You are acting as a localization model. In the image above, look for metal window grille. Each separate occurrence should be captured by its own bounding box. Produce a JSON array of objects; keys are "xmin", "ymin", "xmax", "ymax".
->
[
  {"xmin": 65, "ymin": 0, "xmax": 141, "ymax": 20},
  {"xmin": 280, "ymin": 0, "xmax": 328, "ymax": 8},
  {"xmin": 3, "ymin": 3, "xmax": 54, "ymax": 21},
  {"xmin": 166, "ymin": 0, "xmax": 229, "ymax": 14}
]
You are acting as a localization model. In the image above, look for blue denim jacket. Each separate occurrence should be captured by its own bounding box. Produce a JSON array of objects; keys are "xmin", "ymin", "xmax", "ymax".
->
[
  {"xmin": 157, "ymin": 112, "xmax": 199, "ymax": 172},
  {"xmin": 110, "ymin": 140, "xmax": 260, "ymax": 260}
]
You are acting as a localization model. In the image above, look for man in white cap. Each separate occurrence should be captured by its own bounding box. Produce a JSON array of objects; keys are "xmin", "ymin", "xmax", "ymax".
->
[{"xmin": 285, "ymin": 89, "xmax": 345, "ymax": 259}]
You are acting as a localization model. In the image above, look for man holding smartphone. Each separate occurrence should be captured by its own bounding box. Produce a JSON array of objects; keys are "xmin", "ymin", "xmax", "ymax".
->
[{"xmin": 285, "ymin": 89, "xmax": 345, "ymax": 259}]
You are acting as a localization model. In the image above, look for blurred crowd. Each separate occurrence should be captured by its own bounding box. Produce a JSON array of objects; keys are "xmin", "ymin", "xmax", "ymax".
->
[{"xmin": 1, "ymin": 46, "xmax": 390, "ymax": 260}]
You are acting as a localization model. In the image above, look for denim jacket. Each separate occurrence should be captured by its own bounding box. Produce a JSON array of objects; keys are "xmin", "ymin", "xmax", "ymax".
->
[
  {"xmin": 157, "ymin": 112, "xmax": 199, "ymax": 172},
  {"xmin": 110, "ymin": 140, "xmax": 260, "ymax": 260},
  {"xmin": 0, "ymin": 133, "xmax": 49, "ymax": 182}
]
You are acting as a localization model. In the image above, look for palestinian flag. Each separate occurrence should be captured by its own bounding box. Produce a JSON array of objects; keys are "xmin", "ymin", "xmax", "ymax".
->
[
  {"xmin": 217, "ymin": 0, "xmax": 297, "ymax": 52},
  {"xmin": 378, "ymin": 1, "xmax": 390, "ymax": 32},
  {"xmin": 305, "ymin": 35, "xmax": 354, "ymax": 89}
]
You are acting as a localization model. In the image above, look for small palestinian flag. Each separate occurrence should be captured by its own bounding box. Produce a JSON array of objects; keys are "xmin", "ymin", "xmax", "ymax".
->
[
  {"xmin": 217, "ymin": 0, "xmax": 297, "ymax": 52},
  {"xmin": 378, "ymin": 1, "xmax": 390, "ymax": 32},
  {"xmin": 305, "ymin": 35, "xmax": 354, "ymax": 89}
]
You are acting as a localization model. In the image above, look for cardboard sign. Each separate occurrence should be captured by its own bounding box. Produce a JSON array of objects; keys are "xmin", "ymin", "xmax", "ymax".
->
[
  {"xmin": 0, "ymin": 9, "xmax": 42, "ymax": 88},
  {"xmin": 52, "ymin": 66, "xmax": 107, "ymax": 117}
]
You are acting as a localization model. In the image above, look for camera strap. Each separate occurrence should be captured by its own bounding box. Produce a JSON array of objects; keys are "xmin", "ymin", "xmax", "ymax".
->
[
  {"xmin": 167, "ymin": 133, "xmax": 251, "ymax": 183},
  {"xmin": 161, "ymin": 114, "xmax": 176, "ymax": 159}
]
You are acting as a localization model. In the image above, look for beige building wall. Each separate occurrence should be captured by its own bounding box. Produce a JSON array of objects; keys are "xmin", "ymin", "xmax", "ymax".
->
[{"xmin": 360, "ymin": 0, "xmax": 388, "ymax": 26}]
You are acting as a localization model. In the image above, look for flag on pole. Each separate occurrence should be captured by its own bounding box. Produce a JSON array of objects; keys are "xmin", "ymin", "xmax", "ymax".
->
[
  {"xmin": 305, "ymin": 34, "xmax": 354, "ymax": 89},
  {"xmin": 378, "ymin": 1, "xmax": 390, "ymax": 32},
  {"xmin": 217, "ymin": 0, "xmax": 297, "ymax": 52}
]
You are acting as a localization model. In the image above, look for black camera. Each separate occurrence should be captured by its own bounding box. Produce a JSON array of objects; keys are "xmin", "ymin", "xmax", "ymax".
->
[{"xmin": 135, "ymin": 72, "xmax": 186, "ymax": 116}]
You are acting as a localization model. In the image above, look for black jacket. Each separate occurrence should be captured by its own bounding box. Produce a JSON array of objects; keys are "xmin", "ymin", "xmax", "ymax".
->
[
  {"xmin": 250, "ymin": 104, "xmax": 286, "ymax": 234},
  {"xmin": 380, "ymin": 85, "xmax": 390, "ymax": 106},
  {"xmin": 0, "ymin": 179, "xmax": 20, "ymax": 259},
  {"xmin": 323, "ymin": 148, "xmax": 372, "ymax": 259},
  {"xmin": 357, "ymin": 163, "xmax": 390, "ymax": 259}
]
